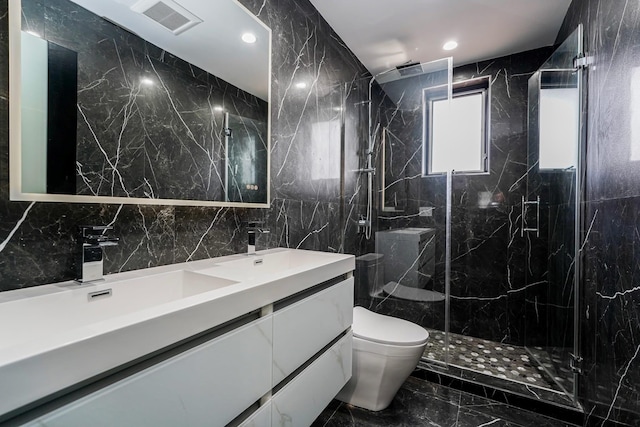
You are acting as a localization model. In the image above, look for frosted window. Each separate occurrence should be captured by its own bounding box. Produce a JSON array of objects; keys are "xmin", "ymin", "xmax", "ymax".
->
[
  {"xmin": 430, "ymin": 93, "xmax": 485, "ymax": 174},
  {"xmin": 311, "ymin": 120, "xmax": 341, "ymax": 180},
  {"xmin": 539, "ymin": 88, "xmax": 579, "ymax": 169}
]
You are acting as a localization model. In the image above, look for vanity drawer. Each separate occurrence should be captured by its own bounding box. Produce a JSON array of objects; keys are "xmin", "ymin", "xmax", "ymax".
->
[
  {"xmin": 272, "ymin": 277, "xmax": 354, "ymax": 386},
  {"xmin": 272, "ymin": 332, "xmax": 352, "ymax": 427},
  {"xmin": 24, "ymin": 316, "xmax": 273, "ymax": 427},
  {"xmin": 238, "ymin": 401, "xmax": 272, "ymax": 427}
]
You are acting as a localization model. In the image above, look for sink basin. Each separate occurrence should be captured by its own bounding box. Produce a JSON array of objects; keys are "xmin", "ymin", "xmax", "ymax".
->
[
  {"xmin": 0, "ymin": 270, "xmax": 237, "ymax": 351},
  {"xmin": 196, "ymin": 249, "xmax": 344, "ymax": 281}
]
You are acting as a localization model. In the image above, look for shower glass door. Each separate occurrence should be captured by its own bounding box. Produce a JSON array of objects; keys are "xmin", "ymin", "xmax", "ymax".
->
[
  {"xmin": 524, "ymin": 25, "xmax": 584, "ymax": 404},
  {"xmin": 370, "ymin": 58, "xmax": 453, "ymax": 367}
]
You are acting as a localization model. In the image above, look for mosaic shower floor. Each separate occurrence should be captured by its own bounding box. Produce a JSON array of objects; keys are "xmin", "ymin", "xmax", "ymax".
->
[{"xmin": 423, "ymin": 330, "xmax": 570, "ymax": 395}]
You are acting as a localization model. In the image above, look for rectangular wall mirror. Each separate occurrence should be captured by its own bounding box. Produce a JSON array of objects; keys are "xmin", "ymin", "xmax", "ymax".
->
[{"xmin": 9, "ymin": 0, "xmax": 271, "ymax": 207}]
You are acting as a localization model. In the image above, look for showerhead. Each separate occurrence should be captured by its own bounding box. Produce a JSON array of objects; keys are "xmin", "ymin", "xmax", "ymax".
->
[
  {"xmin": 375, "ymin": 57, "xmax": 450, "ymax": 85},
  {"xmin": 395, "ymin": 62, "xmax": 421, "ymax": 77}
]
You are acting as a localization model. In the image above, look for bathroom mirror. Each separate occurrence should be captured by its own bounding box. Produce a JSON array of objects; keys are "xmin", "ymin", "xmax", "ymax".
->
[{"xmin": 9, "ymin": 0, "xmax": 271, "ymax": 207}]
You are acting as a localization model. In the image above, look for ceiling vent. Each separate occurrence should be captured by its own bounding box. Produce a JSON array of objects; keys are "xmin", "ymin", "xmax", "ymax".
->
[{"xmin": 131, "ymin": 0, "xmax": 202, "ymax": 35}]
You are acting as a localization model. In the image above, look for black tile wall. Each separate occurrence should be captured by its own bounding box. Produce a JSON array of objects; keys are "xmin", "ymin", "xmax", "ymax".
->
[{"xmin": 556, "ymin": 0, "xmax": 640, "ymax": 424}]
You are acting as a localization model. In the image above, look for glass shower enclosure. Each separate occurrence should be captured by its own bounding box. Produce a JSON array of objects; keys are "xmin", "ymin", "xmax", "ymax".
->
[
  {"xmin": 524, "ymin": 25, "xmax": 585, "ymax": 404},
  {"xmin": 354, "ymin": 25, "xmax": 585, "ymax": 409}
]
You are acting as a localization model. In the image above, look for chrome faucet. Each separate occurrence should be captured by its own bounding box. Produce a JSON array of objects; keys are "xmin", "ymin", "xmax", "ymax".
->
[
  {"xmin": 247, "ymin": 221, "xmax": 269, "ymax": 255},
  {"xmin": 77, "ymin": 225, "xmax": 119, "ymax": 283}
]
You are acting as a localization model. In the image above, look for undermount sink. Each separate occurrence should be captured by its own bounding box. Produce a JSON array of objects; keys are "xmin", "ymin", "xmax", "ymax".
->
[{"xmin": 0, "ymin": 270, "xmax": 238, "ymax": 351}]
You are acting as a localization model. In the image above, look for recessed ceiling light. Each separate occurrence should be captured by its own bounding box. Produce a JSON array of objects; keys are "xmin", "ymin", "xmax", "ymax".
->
[
  {"xmin": 295, "ymin": 82, "xmax": 307, "ymax": 89},
  {"xmin": 242, "ymin": 33, "xmax": 257, "ymax": 44},
  {"xmin": 141, "ymin": 78, "xmax": 155, "ymax": 86},
  {"xmin": 214, "ymin": 105, "xmax": 224, "ymax": 112},
  {"xmin": 443, "ymin": 41, "xmax": 458, "ymax": 51}
]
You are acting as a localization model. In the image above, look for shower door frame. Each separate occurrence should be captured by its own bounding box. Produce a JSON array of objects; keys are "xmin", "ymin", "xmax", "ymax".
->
[{"xmin": 523, "ymin": 24, "xmax": 586, "ymax": 407}]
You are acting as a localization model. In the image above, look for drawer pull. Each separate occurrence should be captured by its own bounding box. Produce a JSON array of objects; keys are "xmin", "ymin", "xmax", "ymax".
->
[{"xmin": 88, "ymin": 289, "xmax": 112, "ymax": 301}]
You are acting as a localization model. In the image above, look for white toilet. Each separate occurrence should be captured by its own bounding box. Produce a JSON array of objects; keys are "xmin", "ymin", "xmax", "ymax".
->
[{"xmin": 336, "ymin": 306, "xmax": 429, "ymax": 411}]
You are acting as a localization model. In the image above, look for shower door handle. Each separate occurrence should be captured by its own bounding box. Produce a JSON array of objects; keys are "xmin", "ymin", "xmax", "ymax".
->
[{"xmin": 521, "ymin": 196, "xmax": 540, "ymax": 237}]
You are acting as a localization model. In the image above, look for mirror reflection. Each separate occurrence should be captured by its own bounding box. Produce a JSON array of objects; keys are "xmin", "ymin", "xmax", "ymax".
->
[
  {"xmin": 13, "ymin": 0, "xmax": 270, "ymax": 206},
  {"xmin": 224, "ymin": 113, "xmax": 268, "ymax": 203}
]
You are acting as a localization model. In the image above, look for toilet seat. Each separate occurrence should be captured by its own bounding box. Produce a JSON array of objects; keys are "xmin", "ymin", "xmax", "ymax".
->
[{"xmin": 352, "ymin": 307, "xmax": 429, "ymax": 346}]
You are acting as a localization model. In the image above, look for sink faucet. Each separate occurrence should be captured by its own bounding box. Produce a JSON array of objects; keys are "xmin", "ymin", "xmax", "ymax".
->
[
  {"xmin": 247, "ymin": 221, "xmax": 270, "ymax": 255},
  {"xmin": 77, "ymin": 225, "xmax": 119, "ymax": 283}
]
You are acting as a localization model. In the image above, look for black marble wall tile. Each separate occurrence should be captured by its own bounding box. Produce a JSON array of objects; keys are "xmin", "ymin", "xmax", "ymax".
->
[
  {"xmin": 0, "ymin": 202, "xmax": 177, "ymax": 289},
  {"xmin": 558, "ymin": 0, "xmax": 640, "ymax": 424},
  {"xmin": 173, "ymin": 207, "xmax": 246, "ymax": 262},
  {"xmin": 577, "ymin": 197, "xmax": 640, "ymax": 425}
]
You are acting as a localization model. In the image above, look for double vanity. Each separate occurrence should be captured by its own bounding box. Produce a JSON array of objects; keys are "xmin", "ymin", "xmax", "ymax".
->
[{"xmin": 0, "ymin": 249, "xmax": 355, "ymax": 426}]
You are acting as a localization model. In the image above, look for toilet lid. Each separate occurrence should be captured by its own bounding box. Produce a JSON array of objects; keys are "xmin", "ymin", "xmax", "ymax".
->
[{"xmin": 352, "ymin": 306, "xmax": 430, "ymax": 346}]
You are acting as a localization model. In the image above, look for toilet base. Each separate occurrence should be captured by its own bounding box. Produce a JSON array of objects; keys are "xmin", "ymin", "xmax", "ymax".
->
[{"xmin": 336, "ymin": 336, "xmax": 427, "ymax": 411}]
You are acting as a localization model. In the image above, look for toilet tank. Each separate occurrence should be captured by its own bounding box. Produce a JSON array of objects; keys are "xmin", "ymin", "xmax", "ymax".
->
[
  {"xmin": 355, "ymin": 253, "xmax": 385, "ymax": 298},
  {"xmin": 375, "ymin": 228, "xmax": 435, "ymax": 289}
]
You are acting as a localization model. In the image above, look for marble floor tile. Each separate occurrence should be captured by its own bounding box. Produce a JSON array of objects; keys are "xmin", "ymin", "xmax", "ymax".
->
[
  {"xmin": 312, "ymin": 377, "xmax": 575, "ymax": 427},
  {"xmin": 423, "ymin": 330, "xmax": 567, "ymax": 393}
]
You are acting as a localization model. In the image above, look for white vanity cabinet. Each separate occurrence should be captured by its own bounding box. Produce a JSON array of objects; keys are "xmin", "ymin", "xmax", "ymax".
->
[
  {"xmin": 272, "ymin": 277, "xmax": 354, "ymax": 385},
  {"xmin": 239, "ymin": 402, "xmax": 272, "ymax": 427},
  {"xmin": 18, "ymin": 270, "xmax": 354, "ymax": 427},
  {"xmin": 24, "ymin": 316, "xmax": 274, "ymax": 427},
  {"xmin": 272, "ymin": 332, "xmax": 352, "ymax": 427}
]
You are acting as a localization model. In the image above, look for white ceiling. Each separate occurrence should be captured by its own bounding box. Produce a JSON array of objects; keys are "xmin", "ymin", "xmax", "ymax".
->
[
  {"xmin": 308, "ymin": 0, "xmax": 572, "ymax": 76},
  {"xmin": 70, "ymin": 0, "xmax": 270, "ymax": 100}
]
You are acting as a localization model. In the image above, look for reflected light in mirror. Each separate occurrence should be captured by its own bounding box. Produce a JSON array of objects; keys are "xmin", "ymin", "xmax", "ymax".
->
[
  {"xmin": 443, "ymin": 40, "xmax": 458, "ymax": 51},
  {"xmin": 631, "ymin": 67, "xmax": 640, "ymax": 161},
  {"xmin": 242, "ymin": 32, "xmax": 257, "ymax": 44}
]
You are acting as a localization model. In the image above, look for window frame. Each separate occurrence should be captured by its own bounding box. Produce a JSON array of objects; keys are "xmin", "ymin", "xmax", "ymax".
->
[{"xmin": 423, "ymin": 76, "xmax": 491, "ymax": 176}]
